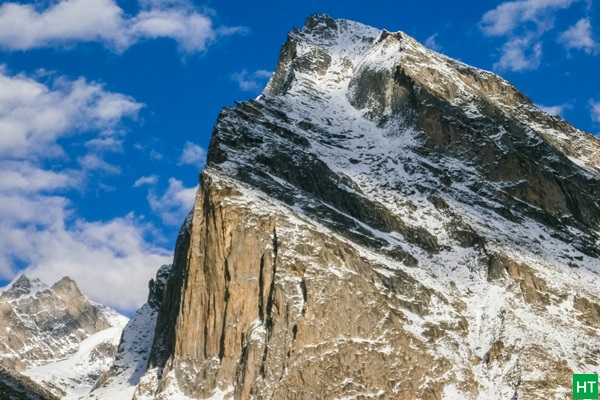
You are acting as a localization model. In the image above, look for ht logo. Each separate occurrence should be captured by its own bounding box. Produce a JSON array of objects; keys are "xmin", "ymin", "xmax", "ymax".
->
[{"xmin": 573, "ymin": 374, "xmax": 599, "ymax": 399}]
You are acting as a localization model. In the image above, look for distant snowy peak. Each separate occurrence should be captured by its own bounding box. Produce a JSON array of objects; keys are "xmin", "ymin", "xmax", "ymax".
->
[
  {"xmin": 0, "ymin": 275, "xmax": 127, "ymax": 372},
  {"xmin": 0, "ymin": 275, "xmax": 48, "ymax": 300},
  {"xmin": 2, "ymin": 274, "xmax": 92, "ymax": 303},
  {"xmin": 0, "ymin": 274, "xmax": 129, "ymax": 399}
]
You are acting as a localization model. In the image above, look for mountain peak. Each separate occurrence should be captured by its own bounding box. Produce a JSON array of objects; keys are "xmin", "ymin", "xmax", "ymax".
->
[
  {"xmin": 0, "ymin": 274, "xmax": 126, "ymax": 374},
  {"xmin": 50, "ymin": 276, "xmax": 82, "ymax": 297},
  {"xmin": 2, "ymin": 274, "xmax": 47, "ymax": 299},
  {"xmin": 304, "ymin": 14, "xmax": 337, "ymax": 32},
  {"xmin": 265, "ymin": 15, "xmax": 599, "ymax": 176}
]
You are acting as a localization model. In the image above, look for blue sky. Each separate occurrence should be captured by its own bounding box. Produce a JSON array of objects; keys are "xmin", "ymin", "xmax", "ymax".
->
[{"xmin": 0, "ymin": 0, "xmax": 598, "ymax": 313}]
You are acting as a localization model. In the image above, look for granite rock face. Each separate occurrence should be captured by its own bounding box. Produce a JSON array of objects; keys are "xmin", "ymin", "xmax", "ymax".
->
[{"xmin": 124, "ymin": 15, "xmax": 600, "ymax": 399}]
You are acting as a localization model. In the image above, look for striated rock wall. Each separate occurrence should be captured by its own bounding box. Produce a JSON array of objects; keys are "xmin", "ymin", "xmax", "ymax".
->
[{"xmin": 139, "ymin": 172, "xmax": 470, "ymax": 399}]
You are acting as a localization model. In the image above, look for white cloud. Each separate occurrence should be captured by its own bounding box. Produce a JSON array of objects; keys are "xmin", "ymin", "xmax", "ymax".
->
[
  {"xmin": 0, "ymin": 193, "xmax": 69, "ymax": 228},
  {"xmin": 591, "ymin": 100, "xmax": 600, "ymax": 122},
  {"xmin": 0, "ymin": 67, "xmax": 142, "ymax": 159},
  {"xmin": 0, "ymin": 0, "xmax": 243, "ymax": 53},
  {"xmin": 558, "ymin": 18, "xmax": 599, "ymax": 54},
  {"xmin": 424, "ymin": 34, "xmax": 442, "ymax": 51},
  {"xmin": 0, "ymin": 186, "xmax": 171, "ymax": 312},
  {"xmin": 0, "ymin": 69, "xmax": 169, "ymax": 313},
  {"xmin": 77, "ymin": 153, "xmax": 121, "ymax": 174},
  {"xmin": 479, "ymin": 0, "xmax": 580, "ymax": 72},
  {"xmin": 178, "ymin": 141, "xmax": 206, "ymax": 167},
  {"xmin": 148, "ymin": 178, "xmax": 196, "ymax": 226},
  {"xmin": 20, "ymin": 215, "xmax": 171, "ymax": 312},
  {"xmin": 149, "ymin": 150, "xmax": 165, "ymax": 161},
  {"xmin": 85, "ymin": 137, "xmax": 123, "ymax": 153},
  {"xmin": 0, "ymin": 161, "xmax": 76, "ymax": 193},
  {"xmin": 494, "ymin": 36, "xmax": 543, "ymax": 71},
  {"xmin": 480, "ymin": 0, "xmax": 578, "ymax": 37},
  {"xmin": 231, "ymin": 69, "xmax": 272, "ymax": 92},
  {"xmin": 133, "ymin": 175, "xmax": 159, "ymax": 187}
]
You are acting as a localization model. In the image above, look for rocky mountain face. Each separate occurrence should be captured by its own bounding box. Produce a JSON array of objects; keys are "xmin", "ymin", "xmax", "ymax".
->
[
  {"xmin": 0, "ymin": 275, "xmax": 127, "ymax": 398},
  {"xmin": 102, "ymin": 14, "xmax": 600, "ymax": 399}
]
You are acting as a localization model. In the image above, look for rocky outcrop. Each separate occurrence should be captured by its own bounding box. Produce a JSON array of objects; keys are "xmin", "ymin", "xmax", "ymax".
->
[
  {"xmin": 132, "ymin": 14, "xmax": 600, "ymax": 399},
  {"xmin": 0, "ymin": 366, "xmax": 58, "ymax": 400}
]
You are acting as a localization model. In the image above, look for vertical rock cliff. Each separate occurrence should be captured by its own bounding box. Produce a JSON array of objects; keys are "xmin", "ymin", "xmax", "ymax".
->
[{"xmin": 127, "ymin": 15, "xmax": 600, "ymax": 399}]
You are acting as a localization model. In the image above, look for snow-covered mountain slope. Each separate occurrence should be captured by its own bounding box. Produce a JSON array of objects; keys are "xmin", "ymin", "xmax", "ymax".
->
[
  {"xmin": 0, "ymin": 275, "xmax": 128, "ymax": 397},
  {"xmin": 87, "ymin": 265, "xmax": 171, "ymax": 400},
  {"xmin": 23, "ymin": 323, "xmax": 126, "ymax": 399},
  {"xmin": 115, "ymin": 14, "xmax": 598, "ymax": 399}
]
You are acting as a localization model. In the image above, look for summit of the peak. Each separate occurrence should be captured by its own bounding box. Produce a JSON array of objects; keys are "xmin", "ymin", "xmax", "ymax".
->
[
  {"xmin": 303, "ymin": 14, "xmax": 337, "ymax": 32},
  {"xmin": 296, "ymin": 15, "xmax": 381, "ymax": 44},
  {"xmin": 50, "ymin": 275, "xmax": 84, "ymax": 299},
  {"xmin": 261, "ymin": 17, "xmax": 600, "ymax": 174},
  {"xmin": 1, "ymin": 274, "xmax": 47, "ymax": 299},
  {"xmin": 215, "ymin": 17, "xmax": 600, "ymax": 247}
]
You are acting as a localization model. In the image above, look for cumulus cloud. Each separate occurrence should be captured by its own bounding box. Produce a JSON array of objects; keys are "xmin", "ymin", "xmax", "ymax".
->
[
  {"xmin": 77, "ymin": 153, "xmax": 121, "ymax": 174},
  {"xmin": 178, "ymin": 141, "xmax": 206, "ymax": 167},
  {"xmin": 0, "ymin": 161, "xmax": 76, "ymax": 193},
  {"xmin": 495, "ymin": 35, "xmax": 543, "ymax": 71},
  {"xmin": 0, "ymin": 69, "xmax": 169, "ymax": 312},
  {"xmin": 558, "ymin": 18, "xmax": 599, "ymax": 54},
  {"xmin": 0, "ymin": 187, "xmax": 172, "ymax": 312},
  {"xmin": 480, "ymin": 0, "xmax": 578, "ymax": 36},
  {"xmin": 147, "ymin": 178, "xmax": 197, "ymax": 226},
  {"xmin": 0, "ymin": 185, "xmax": 169, "ymax": 312},
  {"xmin": 19, "ymin": 215, "xmax": 171, "ymax": 312},
  {"xmin": 479, "ymin": 0, "xmax": 579, "ymax": 72},
  {"xmin": 231, "ymin": 69, "xmax": 272, "ymax": 92},
  {"xmin": 0, "ymin": 66, "xmax": 142, "ymax": 159},
  {"xmin": 0, "ymin": 0, "xmax": 243, "ymax": 53}
]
